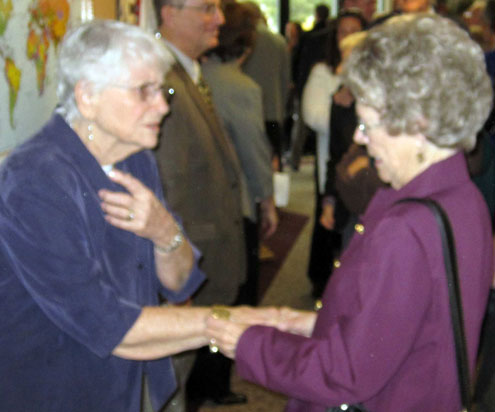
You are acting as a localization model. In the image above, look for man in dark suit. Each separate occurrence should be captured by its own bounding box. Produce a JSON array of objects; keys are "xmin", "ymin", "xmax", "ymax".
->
[{"xmin": 152, "ymin": 0, "xmax": 247, "ymax": 408}]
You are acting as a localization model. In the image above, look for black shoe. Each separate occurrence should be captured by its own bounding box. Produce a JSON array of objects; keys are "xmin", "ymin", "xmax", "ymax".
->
[{"xmin": 208, "ymin": 391, "xmax": 248, "ymax": 406}]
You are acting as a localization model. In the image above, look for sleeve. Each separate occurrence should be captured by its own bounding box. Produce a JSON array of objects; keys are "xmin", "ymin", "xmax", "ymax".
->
[
  {"xmin": 0, "ymin": 173, "xmax": 141, "ymax": 358},
  {"xmin": 157, "ymin": 240, "xmax": 205, "ymax": 304},
  {"xmin": 235, "ymin": 215, "xmax": 433, "ymax": 405},
  {"xmin": 301, "ymin": 64, "xmax": 340, "ymax": 135}
]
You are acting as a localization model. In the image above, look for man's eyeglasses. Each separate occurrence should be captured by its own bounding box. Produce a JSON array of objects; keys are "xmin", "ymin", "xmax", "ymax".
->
[
  {"xmin": 111, "ymin": 82, "xmax": 175, "ymax": 104},
  {"xmin": 179, "ymin": 2, "xmax": 220, "ymax": 15}
]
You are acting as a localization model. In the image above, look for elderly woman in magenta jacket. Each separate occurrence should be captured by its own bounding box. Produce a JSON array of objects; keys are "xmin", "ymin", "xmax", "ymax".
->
[{"xmin": 206, "ymin": 14, "xmax": 494, "ymax": 412}]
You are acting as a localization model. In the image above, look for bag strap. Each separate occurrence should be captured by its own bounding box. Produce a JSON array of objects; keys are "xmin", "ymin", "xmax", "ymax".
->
[{"xmin": 398, "ymin": 198, "xmax": 472, "ymax": 412}]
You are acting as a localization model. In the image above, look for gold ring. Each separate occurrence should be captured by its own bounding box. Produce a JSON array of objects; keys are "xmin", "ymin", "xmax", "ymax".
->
[
  {"xmin": 127, "ymin": 210, "xmax": 135, "ymax": 221},
  {"xmin": 210, "ymin": 305, "xmax": 230, "ymax": 320}
]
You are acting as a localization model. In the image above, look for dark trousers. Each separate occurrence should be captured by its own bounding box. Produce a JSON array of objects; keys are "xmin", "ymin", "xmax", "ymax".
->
[
  {"xmin": 307, "ymin": 193, "xmax": 342, "ymax": 297},
  {"xmin": 186, "ymin": 345, "xmax": 233, "ymax": 404},
  {"xmin": 307, "ymin": 219, "xmax": 341, "ymax": 297},
  {"xmin": 186, "ymin": 219, "xmax": 260, "ymax": 405},
  {"xmin": 265, "ymin": 121, "xmax": 283, "ymax": 171},
  {"xmin": 237, "ymin": 218, "xmax": 260, "ymax": 306}
]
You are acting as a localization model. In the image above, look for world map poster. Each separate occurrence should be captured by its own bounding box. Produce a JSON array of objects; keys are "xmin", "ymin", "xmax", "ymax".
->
[{"xmin": 0, "ymin": 0, "xmax": 77, "ymax": 157}]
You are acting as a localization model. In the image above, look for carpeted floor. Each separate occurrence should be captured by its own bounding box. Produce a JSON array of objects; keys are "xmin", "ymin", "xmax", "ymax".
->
[{"xmin": 258, "ymin": 209, "xmax": 309, "ymax": 301}]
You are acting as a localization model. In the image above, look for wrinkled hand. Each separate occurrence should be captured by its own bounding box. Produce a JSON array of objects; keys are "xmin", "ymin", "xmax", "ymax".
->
[
  {"xmin": 319, "ymin": 203, "xmax": 335, "ymax": 230},
  {"xmin": 229, "ymin": 306, "xmax": 281, "ymax": 327},
  {"xmin": 206, "ymin": 316, "xmax": 250, "ymax": 359},
  {"xmin": 260, "ymin": 197, "xmax": 278, "ymax": 239},
  {"xmin": 277, "ymin": 307, "xmax": 317, "ymax": 337},
  {"xmin": 98, "ymin": 169, "xmax": 175, "ymax": 243}
]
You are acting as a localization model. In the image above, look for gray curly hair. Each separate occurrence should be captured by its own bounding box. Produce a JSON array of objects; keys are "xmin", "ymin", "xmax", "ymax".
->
[
  {"xmin": 344, "ymin": 14, "xmax": 493, "ymax": 151},
  {"xmin": 56, "ymin": 19, "xmax": 173, "ymax": 123}
]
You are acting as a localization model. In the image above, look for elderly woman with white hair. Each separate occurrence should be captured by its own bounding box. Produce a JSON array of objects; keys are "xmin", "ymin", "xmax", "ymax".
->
[
  {"xmin": 206, "ymin": 14, "xmax": 494, "ymax": 411},
  {"xmin": 0, "ymin": 20, "xmax": 220, "ymax": 412}
]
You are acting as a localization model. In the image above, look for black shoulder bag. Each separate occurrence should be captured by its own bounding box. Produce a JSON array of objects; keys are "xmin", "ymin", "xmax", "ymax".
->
[{"xmin": 399, "ymin": 198, "xmax": 472, "ymax": 412}]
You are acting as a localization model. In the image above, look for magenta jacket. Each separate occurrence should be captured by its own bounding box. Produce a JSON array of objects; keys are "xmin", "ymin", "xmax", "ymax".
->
[{"xmin": 236, "ymin": 152, "xmax": 493, "ymax": 411}]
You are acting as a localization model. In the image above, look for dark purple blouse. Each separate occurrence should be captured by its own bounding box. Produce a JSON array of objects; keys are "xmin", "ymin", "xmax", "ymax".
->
[
  {"xmin": 0, "ymin": 115, "xmax": 205, "ymax": 411},
  {"xmin": 236, "ymin": 152, "xmax": 493, "ymax": 411}
]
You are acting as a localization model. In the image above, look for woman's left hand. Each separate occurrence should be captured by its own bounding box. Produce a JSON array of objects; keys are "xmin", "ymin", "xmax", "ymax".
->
[
  {"xmin": 206, "ymin": 316, "xmax": 250, "ymax": 359},
  {"xmin": 98, "ymin": 169, "xmax": 176, "ymax": 243}
]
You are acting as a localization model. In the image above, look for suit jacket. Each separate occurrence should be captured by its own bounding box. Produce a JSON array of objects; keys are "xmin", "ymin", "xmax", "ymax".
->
[{"xmin": 154, "ymin": 62, "xmax": 246, "ymax": 305}]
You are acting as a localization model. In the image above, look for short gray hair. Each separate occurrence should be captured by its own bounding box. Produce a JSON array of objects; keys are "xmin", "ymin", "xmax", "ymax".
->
[
  {"xmin": 57, "ymin": 19, "xmax": 173, "ymax": 123},
  {"xmin": 344, "ymin": 14, "xmax": 493, "ymax": 151}
]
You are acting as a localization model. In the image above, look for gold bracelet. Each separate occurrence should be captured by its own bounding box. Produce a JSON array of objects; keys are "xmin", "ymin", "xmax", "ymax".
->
[{"xmin": 208, "ymin": 305, "xmax": 231, "ymax": 353}]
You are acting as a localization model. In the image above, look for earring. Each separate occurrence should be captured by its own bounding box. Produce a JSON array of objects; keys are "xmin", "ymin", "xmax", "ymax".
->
[
  {"xmin": 416, "ymin": 140, "xmax": 425, "ymax": 163},
  {"xmin": 416, "ymin": 150, "xmax": 424, "ymax": 163},
  {"xmin": 88, "ymin": 124, "xmax": 94, "ymax": 141}
]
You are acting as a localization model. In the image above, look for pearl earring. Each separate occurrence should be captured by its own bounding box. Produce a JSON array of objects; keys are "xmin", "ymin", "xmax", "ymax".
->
[{"xmin": 88, "ymin": 124, "xmax": 94, "ymax": 141}]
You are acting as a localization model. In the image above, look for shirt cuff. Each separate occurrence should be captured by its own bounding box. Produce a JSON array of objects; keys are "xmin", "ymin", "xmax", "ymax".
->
[{"xmin": 159, "ymin": 243, "xmax": 205, "ymax": 303}]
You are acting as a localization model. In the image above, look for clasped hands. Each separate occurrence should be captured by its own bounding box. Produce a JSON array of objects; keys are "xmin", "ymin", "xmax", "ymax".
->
[{"xmin": 205, "ymin": 305, "xmax": 317, "ymax": 359}]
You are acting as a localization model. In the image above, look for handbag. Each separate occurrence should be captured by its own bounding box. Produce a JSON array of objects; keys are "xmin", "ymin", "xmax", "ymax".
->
[
  {"xmin": 399, "ymin": 198, "xmax": 472, "ymax": 412},
  {"xmin": 328, "ymin": 198, "xmax": 472, "ymax": 412}
]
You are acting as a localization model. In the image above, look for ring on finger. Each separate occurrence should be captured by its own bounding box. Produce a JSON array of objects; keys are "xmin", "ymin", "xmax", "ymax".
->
[
  {"xmin": 127, "ymin": 210, "xmax": 135, "ymax": 221},
  {"xmin": 209, "ymin": 338, "xmax": 219, "ymax": 353}
]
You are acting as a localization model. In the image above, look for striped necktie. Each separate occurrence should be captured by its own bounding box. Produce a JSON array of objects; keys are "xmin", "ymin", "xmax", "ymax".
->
[{"xmin": 197, "ymin": 73, "xmax": 213, "ymax": 107}]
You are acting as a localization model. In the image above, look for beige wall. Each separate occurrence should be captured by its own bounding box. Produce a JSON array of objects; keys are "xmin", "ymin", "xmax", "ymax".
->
[{"xmin": 94, "ymin": 0, "xmax": 117, "ymax": 19}]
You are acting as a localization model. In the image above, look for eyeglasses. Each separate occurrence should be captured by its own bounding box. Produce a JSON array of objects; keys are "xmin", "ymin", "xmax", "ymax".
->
[
  {"xmin": 357, "ymin": 120, "xmax": 380, "ymax": 136},
  {"xmin": 179, "ymin": 2, "xmax": 220, "ymax": 15},
  {"xmin": 111, "ymin": 82, "xmax": 175, "ymax": 104}
]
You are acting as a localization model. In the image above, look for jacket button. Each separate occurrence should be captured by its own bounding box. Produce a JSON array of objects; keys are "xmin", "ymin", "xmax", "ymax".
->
[
  {"xmin": 333, "ymin": 259, "xmax": 341, "ymax": 268},
  {"xmin": 354, "ymin": 223, "xmax": 365, "ymax": 235}
]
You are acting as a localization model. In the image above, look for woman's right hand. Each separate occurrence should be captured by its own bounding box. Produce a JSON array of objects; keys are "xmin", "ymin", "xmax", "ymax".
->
[{"xmin": 99, "ymin": 169, "xmax": 178, "ymax": 245}]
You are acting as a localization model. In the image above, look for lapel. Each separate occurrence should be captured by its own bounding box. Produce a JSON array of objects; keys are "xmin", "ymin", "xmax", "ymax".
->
[{"xmin": 169, "ymin": 62, "xmax": 243, "ymax": 179}]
